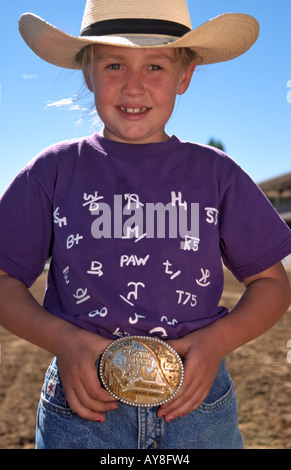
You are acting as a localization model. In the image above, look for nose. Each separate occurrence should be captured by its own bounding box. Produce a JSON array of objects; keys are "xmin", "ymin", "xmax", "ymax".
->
[{"xmin": 122, "ymin": 69, "xmax": 146, "ymax": 96}]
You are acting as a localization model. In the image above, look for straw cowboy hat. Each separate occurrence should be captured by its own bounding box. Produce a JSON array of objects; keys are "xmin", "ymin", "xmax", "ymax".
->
[{"xmin": 18, "ymin": 0, "xmax": 259, "ymax": 69}]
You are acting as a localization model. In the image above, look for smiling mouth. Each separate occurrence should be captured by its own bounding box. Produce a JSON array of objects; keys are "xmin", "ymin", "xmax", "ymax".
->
[{"xmin": 119, "ymin": 106, "xmax": 150, "ymax": 114}]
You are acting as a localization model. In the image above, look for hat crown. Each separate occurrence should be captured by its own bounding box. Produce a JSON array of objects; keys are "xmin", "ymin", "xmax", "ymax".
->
[{"xmin": 81, "ymin": 0, "xmax": 192, "ymax": 33}]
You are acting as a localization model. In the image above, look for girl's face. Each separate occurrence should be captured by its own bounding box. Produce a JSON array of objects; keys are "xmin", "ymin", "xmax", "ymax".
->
[{"xmin": 86, "ymin": 45, "xmax": 196, "ymax": 144}]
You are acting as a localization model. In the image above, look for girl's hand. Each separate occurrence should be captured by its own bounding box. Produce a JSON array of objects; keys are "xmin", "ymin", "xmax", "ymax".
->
[
  {"xmin": 0, "ymin": 271, "xmax": 118, "ymax": 422},
  {"xmin": 157, "ymin": 263, "xmax": 291, "ymax": 422},
  {"xmin": 157, "ymin": 328, "xmax": 224, "ymax": 422},
  {"xmin": 56, "ymin": 328, "xmax": 118, "ymax": 422}
]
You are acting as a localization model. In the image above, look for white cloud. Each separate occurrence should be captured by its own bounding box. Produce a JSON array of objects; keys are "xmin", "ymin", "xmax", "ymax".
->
[
  {"xmin": 44, "ymin": 96, "xmax": 102, "ymax": 130},
  {"xmin": 22, "ymin": 74, "xmax": 39, "ymax": 79},
  {"xmin": 70, "ymin": 104, "xmax": 85, "ymax": 111},
  {"xmin": 45, "ymin": 97, "xmax": 76, "ymax": 109},
  {"xmin": 45, "ymin": 97, "xmax": 90, "ymax": 113}
]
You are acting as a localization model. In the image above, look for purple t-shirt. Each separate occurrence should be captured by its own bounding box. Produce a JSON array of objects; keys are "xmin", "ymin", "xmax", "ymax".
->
[{"xmin": 0, "ymin": 134, "xmax": 290, "ymax": 340}]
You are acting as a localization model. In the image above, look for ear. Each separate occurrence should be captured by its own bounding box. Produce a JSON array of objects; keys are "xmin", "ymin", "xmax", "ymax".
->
[
  {"xmin": 84, "ymin": 71, "xmax": 94, "ymax": 93},
  {"xmin": 177, "ymin": 61, "xmax": 196, "ymax": 96}
]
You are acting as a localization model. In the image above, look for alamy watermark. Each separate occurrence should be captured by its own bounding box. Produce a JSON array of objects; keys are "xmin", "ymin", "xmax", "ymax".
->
[{"xmin": 83, "ymin": 192, "xmax": 201, "ymax": 251}]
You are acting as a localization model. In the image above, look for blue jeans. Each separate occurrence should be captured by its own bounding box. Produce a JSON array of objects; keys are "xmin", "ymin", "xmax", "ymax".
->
[{"xmin": 35, "ymin": 357, "xmax": 243, "ymax": 449}]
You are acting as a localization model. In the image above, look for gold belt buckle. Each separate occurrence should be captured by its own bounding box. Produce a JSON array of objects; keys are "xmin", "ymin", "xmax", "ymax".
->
[{"xmin": 99, "ymin": 336, "xmax": 184, "ymax": 407}]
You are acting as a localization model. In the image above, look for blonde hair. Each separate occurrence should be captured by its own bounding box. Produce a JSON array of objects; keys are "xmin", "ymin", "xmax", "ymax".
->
[
  {"xmin": 173, "ymin": 47, "xmax": 198, "ymax": 67},
  {"xmin": 75, "ymin": 45, "xmax": 198, "ymax": 86},
  {"xmin": 76, "ymin": 45, "xmax": 95, "ymax": 88}
]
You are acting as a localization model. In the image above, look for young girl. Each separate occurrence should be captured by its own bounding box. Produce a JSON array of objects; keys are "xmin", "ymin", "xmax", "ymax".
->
[{"xmin": 0, "ymin": 0, "xmax": 290, "ymax": 449}]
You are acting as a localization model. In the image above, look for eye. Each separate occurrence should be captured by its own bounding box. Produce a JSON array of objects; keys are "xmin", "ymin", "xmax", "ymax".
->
[
  {"xmin": 107, "ymin": 63, "xmax": 122, "ymax": 70},
  {"xmin": 149, "ymin": 65, "xmax": 163, "ymax": 71}
]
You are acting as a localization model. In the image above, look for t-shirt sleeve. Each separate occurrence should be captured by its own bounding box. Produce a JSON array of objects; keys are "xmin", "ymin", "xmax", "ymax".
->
[
  {"xmin": 219, "ymin": 163, "xmax": 291, "ymax": 282},
  {"xmin": 0, "ymin": 161, "xmax": 54, "ymax": 287}
]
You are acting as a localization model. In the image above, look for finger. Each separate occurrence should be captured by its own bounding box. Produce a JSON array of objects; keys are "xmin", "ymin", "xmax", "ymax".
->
[
  {"xmin": 72, "ymin": 359, "xmax": 116, "ymax": 403},
  {"xmin": 167, "ymin": 338, "xmax": 189, "ymax": 360},
  {"xmin": 83, "ymin": 374, "xmax": 117, "ymax": 403},
  {"xmin": 157, "ymin": 373, "xmax": 208, "ymax": 421},
  {"xmin": 67, "ymin": 388, "xmax": 118, "ymax": 422},
  {"xmin": 62, "ymin": 363, "xmax": 118, "ymax": 419},
  {"xmin": 66, "ymin": 381, "xmax": 118, "ymax": 421},
  {"xmin": 158, "ymin": 388, "xmax": 207, "ymax": 422}
]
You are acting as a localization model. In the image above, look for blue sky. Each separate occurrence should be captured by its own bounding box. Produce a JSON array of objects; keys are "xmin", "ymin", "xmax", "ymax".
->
[{"xmin": 1, "ymin": 1, "xmax": 291, "ymax": 196}]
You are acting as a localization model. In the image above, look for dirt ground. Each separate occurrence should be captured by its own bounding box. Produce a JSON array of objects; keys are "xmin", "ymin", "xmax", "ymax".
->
[{"xmin": 0, "ymin": 268, "xmax": 291, "ymax": 449}]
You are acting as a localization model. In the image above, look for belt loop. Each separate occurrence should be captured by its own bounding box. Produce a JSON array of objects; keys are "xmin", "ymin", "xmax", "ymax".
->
[
  {"xmin": 137, "ymin": 407, "xmax": 147, "ymax": 449},
  {"xmin": 138, "ymin": 407, "xmax": 163, "ymax": 449}
]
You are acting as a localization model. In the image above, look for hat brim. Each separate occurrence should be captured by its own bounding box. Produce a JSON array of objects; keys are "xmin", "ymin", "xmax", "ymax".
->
[{"xmin": 19, "ymin": 12, "xmax": 259, "ymax": 69}]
